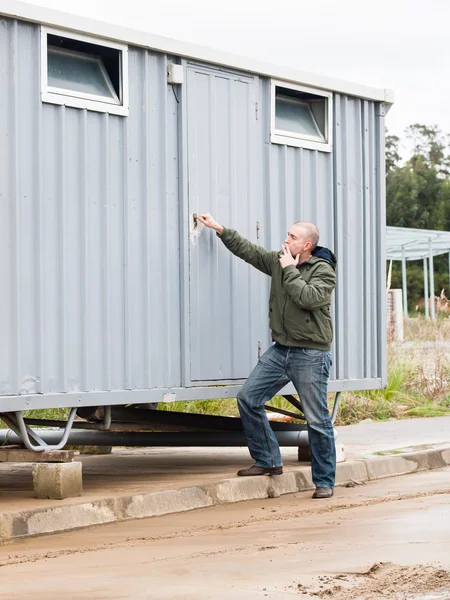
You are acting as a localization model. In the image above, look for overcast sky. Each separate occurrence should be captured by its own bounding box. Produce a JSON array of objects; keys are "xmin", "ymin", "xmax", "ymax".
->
[{"xmin": 26, "ymin": 0, "xmax": 450, "ymax": 157}]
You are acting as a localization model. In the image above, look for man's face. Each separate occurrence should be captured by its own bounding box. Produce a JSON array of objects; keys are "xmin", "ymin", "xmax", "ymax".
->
[{"xmin": 284, "ymin": 223, "xmax": 312, "ymax": 257}]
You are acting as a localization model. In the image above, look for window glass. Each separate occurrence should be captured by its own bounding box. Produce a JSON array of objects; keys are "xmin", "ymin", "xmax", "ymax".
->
[
  {"xmin": 275, "ymin": 94, "xmax": 324, "ymax": 140},
  {"xmin": 48, "ymin": 48, "xmax": 118, "ymax": 101}
]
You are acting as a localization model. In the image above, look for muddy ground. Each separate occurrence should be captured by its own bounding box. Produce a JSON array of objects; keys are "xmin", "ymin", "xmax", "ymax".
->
[{"xmin": 1, "ymin": 467, "xmax": 449, "ymax": 599}]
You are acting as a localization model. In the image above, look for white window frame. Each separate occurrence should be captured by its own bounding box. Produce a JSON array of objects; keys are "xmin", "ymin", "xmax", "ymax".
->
[
  {"xmin": 41, "ymin": 26, "xmax": 129, "ymax": 116},
  {"xmin": 270, "ymin": 80, "xmax": 333, "ymax": 152}
]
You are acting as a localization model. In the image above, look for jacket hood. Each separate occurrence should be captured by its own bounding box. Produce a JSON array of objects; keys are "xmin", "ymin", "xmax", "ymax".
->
[{"xmin": 311, "ymin": 246, "xmax": 337, "ymax": 270}]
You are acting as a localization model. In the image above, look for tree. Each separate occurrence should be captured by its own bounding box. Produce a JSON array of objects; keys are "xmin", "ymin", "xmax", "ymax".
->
[
  {"xmin": 386, "ymin": 125, "xmax": 447, "ymax": 231},
  {"xmin": 386, "ymin": 124, "xmax": 450, "ymax": 308},
  {"xmin": 385, "ymin": 131, "xmax": 401, "ymax": 172},
  {"xmin": 406, "ymin": 124, "xmax": 450, "ymax": 176}
]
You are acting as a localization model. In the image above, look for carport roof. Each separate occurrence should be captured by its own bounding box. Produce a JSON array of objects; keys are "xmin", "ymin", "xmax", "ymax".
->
[{"xmin": 386, "ymin": 226, "xmax": 450, "ymax": 261}]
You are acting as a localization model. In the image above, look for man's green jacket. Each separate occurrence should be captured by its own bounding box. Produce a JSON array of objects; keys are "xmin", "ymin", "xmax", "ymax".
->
[{"xmin": 219, "ymin": 228, "xmax": 337, "ymax": 351}]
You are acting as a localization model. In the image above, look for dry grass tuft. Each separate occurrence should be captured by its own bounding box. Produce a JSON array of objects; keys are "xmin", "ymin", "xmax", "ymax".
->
[{"xmin": 404, "ymin": 314, "xmax": 450, "ymax": 342}]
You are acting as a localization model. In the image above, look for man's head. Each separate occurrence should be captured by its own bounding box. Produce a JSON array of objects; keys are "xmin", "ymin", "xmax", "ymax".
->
[{"xmin": 285, "ymin": 222, "xmax": 320, "ymax": 262}]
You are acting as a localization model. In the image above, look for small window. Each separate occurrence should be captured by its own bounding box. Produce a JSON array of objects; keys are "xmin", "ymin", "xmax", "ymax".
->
[
  {"xmin": 41, "ymin": 27, "xmax": 129, "ymax": 116},
  {"xmin": 271, "ymin": 81, "xmax": 332, "ymax": 151}
]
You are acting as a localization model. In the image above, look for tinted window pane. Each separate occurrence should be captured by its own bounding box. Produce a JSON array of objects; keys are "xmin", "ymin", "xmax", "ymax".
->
[
  {"xmin": 48, "ymin": 49, "xmax": 117, "ymax": 100},
  {"xmin": 275, "ymin": 95, "xmax": 324, "ymax": 139}
]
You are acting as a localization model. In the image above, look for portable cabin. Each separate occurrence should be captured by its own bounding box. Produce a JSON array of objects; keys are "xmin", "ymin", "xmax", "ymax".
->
[{"xmin": 0, "ymin": 1, "xmax": 392, "ymax": 446}]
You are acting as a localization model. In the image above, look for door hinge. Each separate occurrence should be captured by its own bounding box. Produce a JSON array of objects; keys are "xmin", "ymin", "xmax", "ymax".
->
[
  {"xmin": 255, "ymin": 101, "xmax": 259, "ymax": 120},
  {"xmin": 256, "ymin": 221, "xmax": 260, "ymax": 239},
  {"xmin": 257, "ymin": 341, "xmax": 262, "ymax": 359}
]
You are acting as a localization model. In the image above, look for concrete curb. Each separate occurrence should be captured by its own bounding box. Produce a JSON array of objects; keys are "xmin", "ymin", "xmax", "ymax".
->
[{"xmin": 1, "ymin": 444, "xmax": 449, "ymax": 543}]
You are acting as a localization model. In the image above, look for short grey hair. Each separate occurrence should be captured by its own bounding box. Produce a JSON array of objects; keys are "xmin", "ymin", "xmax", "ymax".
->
[{"xmin": 294, "ymin": 221, "xmax": 320, "ymax": 250}]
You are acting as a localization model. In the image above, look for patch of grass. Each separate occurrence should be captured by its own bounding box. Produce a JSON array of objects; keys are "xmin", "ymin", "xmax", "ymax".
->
[
  {"xmin": 23, "ymin": 408, "xmax": 71, "ymax": 421},
  {"xmin": 158, "ymin": 395, "xmax": 308, "ymax": 421},
  {"xmin": 404, "ymin": 405, "xmax": 450, "ymax": 417},
  {"xmin": 334, "ymin": 342, "xmax": 450, "ymax": 425},
  {"xmin": 159, "ymin": 398, "xmax": 239, "ymax": 417},
  {"xmin": 0, "ymin": 408, "xmax": 70, "ymax": 429}
]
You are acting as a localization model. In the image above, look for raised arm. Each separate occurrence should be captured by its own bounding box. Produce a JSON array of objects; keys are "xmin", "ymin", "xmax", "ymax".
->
[{"xmin": 196, "ymin": 214, "xmax": 277, "ymax": 276}]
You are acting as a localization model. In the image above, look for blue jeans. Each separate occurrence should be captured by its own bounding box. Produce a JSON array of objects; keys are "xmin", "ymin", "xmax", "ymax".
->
[{"xmin": 237, "ymin": 343, "xmax": 336, "ymax": 488}]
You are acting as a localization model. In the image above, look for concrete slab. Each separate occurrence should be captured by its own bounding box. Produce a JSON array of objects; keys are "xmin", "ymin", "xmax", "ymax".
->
[
  {"xmin": 338, "ymin": 416, "xmax": 450, "ymax": 457},
  {"xmin": 0, "ymin": 448, "xmax": 75, "ymax": 463}
]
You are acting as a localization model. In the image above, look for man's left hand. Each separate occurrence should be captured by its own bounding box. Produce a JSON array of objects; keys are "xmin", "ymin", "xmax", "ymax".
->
[{"xmin": 279, "ymin": 244, "xmax": 299, "ymax": 268}]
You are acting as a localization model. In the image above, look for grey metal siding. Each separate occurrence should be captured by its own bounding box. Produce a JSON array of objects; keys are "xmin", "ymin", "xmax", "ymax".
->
[
  {"xmin": 0, "ymin": 18, "xmax": 182, "ymax": 397},
  {"xmin": 258, "ymin": 83, "xmax": 383, "ymax": 387},
  {"xmin": 333, "ymin": 95, "xmax": 382, "ymax": 383}
]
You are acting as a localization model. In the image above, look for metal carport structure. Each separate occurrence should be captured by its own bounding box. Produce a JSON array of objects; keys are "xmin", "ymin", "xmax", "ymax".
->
[{"xmin": 386, "ymin": 226, "xmax": 450, "ymax": 319}]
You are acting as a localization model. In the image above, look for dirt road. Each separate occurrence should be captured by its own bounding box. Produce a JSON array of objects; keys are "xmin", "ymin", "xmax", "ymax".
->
[{"xmin": 1, "ymin": 468, "xmax": 450, "ymax": 599}]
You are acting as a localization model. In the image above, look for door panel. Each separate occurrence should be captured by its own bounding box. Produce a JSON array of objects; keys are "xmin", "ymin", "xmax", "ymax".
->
[{"xmin": 187, "ymin": 66, "xmax": 263, "ymax": 381}]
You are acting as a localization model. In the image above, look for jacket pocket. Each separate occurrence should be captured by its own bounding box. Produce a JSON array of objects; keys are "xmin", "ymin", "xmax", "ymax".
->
[
  {"xmin": 284, "ymin": 304, "xmax": 314, "ymax": 340},
  {"xmin": 268, "ymin": 296, "xmax": 283, "ymax": 339},
  {"xmin": 285, "ymin": 305, "xmax": 332, "ymax": 345}
]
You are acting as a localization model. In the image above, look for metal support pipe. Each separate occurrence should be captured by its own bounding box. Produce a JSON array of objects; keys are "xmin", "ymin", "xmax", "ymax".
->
[
  {"xmin": 330, "ymin": 392, "xmax": 342, "ymax": 425},
  {"xmin": 401, "ymin": 250, "xmax": 408, "ymax": 316},
  {"xmin": 429, "ymin": 240, "xmax": 436, "ymax": 321},
  {"xmin": 1, "ymin": 413, "xmax": 48, "ymax": 448},
  {"xmin": 423, "ymin": 258, "xmax": 429, "ymax": 319},
  {"xmin": 1, "ymin": 409, "xmax": 78, "ymax": 452},
  {"xmin": 98, "ymin": 405, "xmax": 112, "ymax": 430},
  {"xmin": 0, "ymin": 428, "xmax": 310, "ymax": 448}
]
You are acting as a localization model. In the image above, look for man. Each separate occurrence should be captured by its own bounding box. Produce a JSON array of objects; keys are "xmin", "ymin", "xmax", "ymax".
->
[{"xmin": 197, "ymin": 214, "xmax": 337, "ymax": 499}]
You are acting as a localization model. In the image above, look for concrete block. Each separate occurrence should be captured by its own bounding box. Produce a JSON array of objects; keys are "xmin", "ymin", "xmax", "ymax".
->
[
  {"xmin": 335, "ymin": 460, "xmax": 368, "ymax": 485},
  {"xmin": 441, "ymin": 448, "xmax": 450, "ymax": 465},
  {"xmin": 294, "ymin": 468, "xmax": 314, "ymax": 491},
  {"xmin": 406, "ymin": 448, "xmax": 448, "ymax": 471},
  {"xmin": 364, "ymin": 455, "xmax": 418, "ymax": 480},
  {"xmin": 0, "ymin": 514, "xmax": 14, "ymax": 543},
  {"xmin": 212, "ymin": 472, "xmax": 296, "ymax": 504},
  {"xmin": 26, "ymin": 501, "xmax": 119, "ymax": 537},
  {"xmin": 213, "ymin": 476, "xmax": 272, "ymax": 504},
  {"xmin": 0, "ymin": 447, "xmax": 22, "ymax": 462},
  {"xmin": 32, "ymin": 462, "xmax": 83, "ymax": 500},
  {"xmin": 268, "ymin": 472, "xmax": 298, "ymax": 495},
  {"xmin": 124, "ymin": 487, "xmax": 213, "ymax": 519},
  {"xmin": 212, "ymin": 471, "xmax": 300, "ymax": 504}
]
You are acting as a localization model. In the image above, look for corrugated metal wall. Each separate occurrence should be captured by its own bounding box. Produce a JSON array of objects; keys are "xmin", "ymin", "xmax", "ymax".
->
[
  {"xmin": 259, "ymin": 79, "xmax": 335, "ymax": 379},
  {"xmin": 256, "ymin": 84, "xmax": 384, "ymax": 386},
  {"xmin": 333, "ymin": 95, "xmax": 382, "ymax": 384},
  {"xmin": 0, "ymin": 17, "xmax": 182, "ymax": 396},
  {"xmin": 0, "ymin": 16, "xmax": 386, "ymax": 408}
]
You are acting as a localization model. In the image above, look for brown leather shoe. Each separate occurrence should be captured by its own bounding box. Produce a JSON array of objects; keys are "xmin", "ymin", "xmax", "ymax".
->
[
  {"xmin": 312, "ymin": 486, "xmax": 334, "ymax": 499},
  {"xmin": 237, "ymin": 465, "xmax": 283, "ymax": 477}
]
